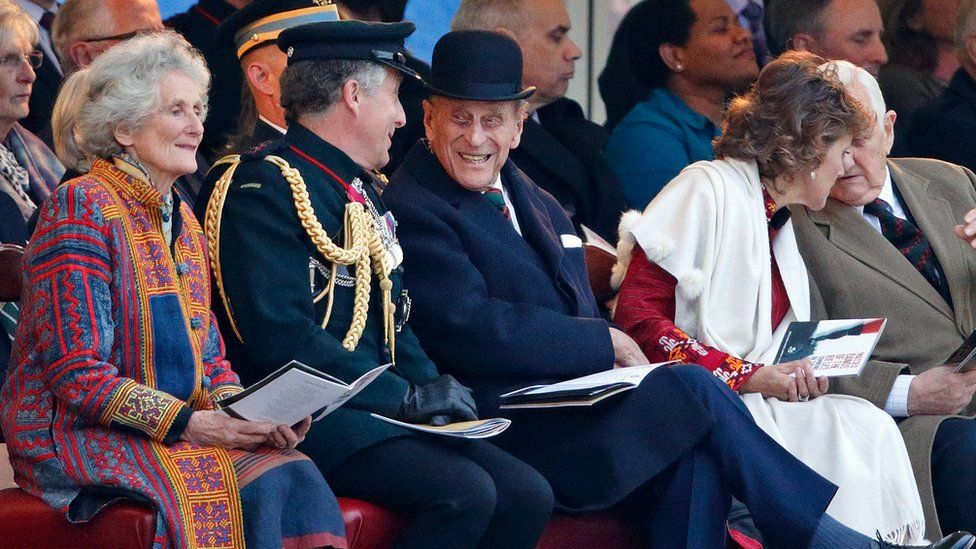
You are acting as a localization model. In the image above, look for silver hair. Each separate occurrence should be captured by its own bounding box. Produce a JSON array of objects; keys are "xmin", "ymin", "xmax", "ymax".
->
[
  {"xmin": 955, "ymin": 0, "xmax": 976, "ymax": 54},
  {"xmin": 52, "ymin": 31, "xmax": 210, "ymax": 171},
  {"xmin": 0, "ymin": 0, "xmax": 38, "ymax": 52},
  {"xmin": 280, "ymin": 59, "xmax": 386, "ymax": 121},
  {"xmin": 821, "ymin": 59, "xmax": 887, "ymax": 125},
  {"xmin": 451, "ymin": 0, "xmax": 531, "ymax": 32}
]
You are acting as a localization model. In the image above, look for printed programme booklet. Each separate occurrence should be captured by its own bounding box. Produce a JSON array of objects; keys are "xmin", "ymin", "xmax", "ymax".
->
[
  {"xmin": 773, "ymin": 318, "xmax": 887, "ymax": 377},
  {"xmin": 369, "ymin": 414, "xmax": 511, "ymax": 439},
  {"xmin": 219, "ymin": 362, "xmax": 389, "ymax": 425},
  {"xmin": 498, "ymin": 362, "xmax": 673, "ymax": 409}
]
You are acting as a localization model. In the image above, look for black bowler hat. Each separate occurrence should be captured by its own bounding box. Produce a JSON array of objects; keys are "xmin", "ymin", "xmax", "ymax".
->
[
  {"xmin": 218, "ymin": 0, "xmax": 340, "ymax": 60},
  {"xmin": 277, "ymin": 20, "xmax": 420, "ymax": 81},
  {"xmin": 426, "ymin": 30, "xmax": 534, "ymax": 101}
]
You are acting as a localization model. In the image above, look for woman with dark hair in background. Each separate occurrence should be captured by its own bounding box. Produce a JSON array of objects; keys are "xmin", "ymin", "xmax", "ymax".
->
[{"xmin": 603, "ymin": 0, "xmax": 758, "ymax": 209}]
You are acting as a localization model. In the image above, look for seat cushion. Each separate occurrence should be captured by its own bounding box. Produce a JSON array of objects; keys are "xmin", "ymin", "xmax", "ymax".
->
[{"xmin": 0, "ymin": 488, "xmax": 156, "ymax": 549}]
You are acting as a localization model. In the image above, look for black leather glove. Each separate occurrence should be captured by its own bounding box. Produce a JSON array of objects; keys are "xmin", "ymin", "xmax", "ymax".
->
[{"xmin": 396, "ymin": 374, "xmax": 478, "ymax": 424}]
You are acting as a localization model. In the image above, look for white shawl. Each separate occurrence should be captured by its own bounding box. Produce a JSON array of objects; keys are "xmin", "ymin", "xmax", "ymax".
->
[{"xmin": 617, "ymin": 158, "xmax": 809, "ymax": 363}]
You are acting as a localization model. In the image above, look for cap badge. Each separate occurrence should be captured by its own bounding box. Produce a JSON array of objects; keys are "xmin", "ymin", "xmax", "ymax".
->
[{"xmin": 287, "ymin": 46, "xmax": 294, "ymax": 57}]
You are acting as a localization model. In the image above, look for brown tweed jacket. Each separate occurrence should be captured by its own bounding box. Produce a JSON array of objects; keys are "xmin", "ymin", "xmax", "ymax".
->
[{"xmin": 791, "ymin": 157, "xmax": 976, "ymax": 540}]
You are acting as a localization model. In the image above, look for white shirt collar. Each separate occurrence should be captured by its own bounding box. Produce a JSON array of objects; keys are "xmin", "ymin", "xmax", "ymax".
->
[{"xmin": 258, "ymin": 115, "xmax": 287, "ymax": 135}]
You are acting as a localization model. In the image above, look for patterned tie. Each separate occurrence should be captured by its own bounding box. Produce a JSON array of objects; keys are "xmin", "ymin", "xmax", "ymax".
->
[
  {"xmin": 863, "ymin": 197, "xmax": 950, "ymax": 303},
  {"xmin": 39, "ymin": 10, "xmax": 54, "ymax": 33},
  {"xmin": 483, "ymin": 187, "xmax": 510, "ymax": 220}
]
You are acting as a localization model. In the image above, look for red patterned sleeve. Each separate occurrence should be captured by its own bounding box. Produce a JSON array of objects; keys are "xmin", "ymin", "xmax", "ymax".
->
[
  {"xmin": 614, "ymin": 247, "xmax": 762, "ymax": 391},
  {"xmin": 201, "ymin": 310, "xmax": 244, "ymax": 406}
]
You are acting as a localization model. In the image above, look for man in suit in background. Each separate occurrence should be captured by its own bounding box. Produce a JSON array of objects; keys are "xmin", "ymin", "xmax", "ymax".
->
[
  {"xmin": 764, "ymin": 0, "xmax": 887, "ymax": 76},
  {"xmin": 792, "ymin": 60, "xmax": 976, "ymax": 540},
  {"xmin": 906, "ymin": 0, "xmax": 976, "ymax": 173},
  {"xmin": 51, "ymin": 0, "xmax": 163, "ymax": 74},
  {"xmin": 450, "ymin": 0, "xmax": 627, "ymax": 243},
  {"xmin": 13, "ymin": 0, "xmax": 60, "ymax": 147}
]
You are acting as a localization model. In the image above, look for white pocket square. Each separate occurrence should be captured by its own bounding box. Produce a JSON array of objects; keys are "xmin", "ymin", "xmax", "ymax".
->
[{"xmin": 560, "ymin": 234, "xmax": 583, "ymax": 248}]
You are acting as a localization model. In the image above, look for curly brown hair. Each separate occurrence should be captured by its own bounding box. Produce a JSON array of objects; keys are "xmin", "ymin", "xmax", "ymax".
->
[{"xmin": 713, "ymin": 51, "xmax": 871, "ymax": 189}]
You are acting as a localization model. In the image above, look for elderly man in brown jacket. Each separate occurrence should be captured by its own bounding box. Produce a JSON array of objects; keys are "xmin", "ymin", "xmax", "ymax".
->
[{"xmin": 792, "ymin": 60, "xmax": 976, "ymax": 542}]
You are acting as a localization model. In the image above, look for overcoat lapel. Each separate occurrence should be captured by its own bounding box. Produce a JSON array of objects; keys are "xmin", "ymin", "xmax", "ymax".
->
[
  {"xmin": 890, "ymin": 161, "xmax": 975, "ymax": 335},
  {"xmin": 806, "ymin": 177, "xmax": 956, "ymax": 323}
]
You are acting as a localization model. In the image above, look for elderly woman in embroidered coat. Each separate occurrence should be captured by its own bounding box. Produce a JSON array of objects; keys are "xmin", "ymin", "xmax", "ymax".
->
[
  {"xmin": 614, "ymin": 51, "xmax": 927, "ymax": 544},
  {"xmin": 0, "ymin": 32, "xmax": 346, "ymax": 549}
]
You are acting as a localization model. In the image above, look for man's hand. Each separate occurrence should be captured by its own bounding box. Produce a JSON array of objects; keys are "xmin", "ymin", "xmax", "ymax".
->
[
  {"xmin": 953, "ymin": 208, "xmax": 976, "ymax": 249},
  {"xmin": 180, "ymin": 410, "xmax": 276, "ymax": 449},
  {"xmin": 739, "ymin": 359, "xmax": 828, "ymax": 401},
  {"xmin": 907, "ymin": 366, "xmax": 976, "ymax": 415},
  {"xmin": 610, "ymin": 327, "xmax": 649, "ymax": 368}
]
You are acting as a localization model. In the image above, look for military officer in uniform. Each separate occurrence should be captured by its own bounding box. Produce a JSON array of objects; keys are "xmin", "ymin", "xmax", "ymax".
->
[
  {"xmin": 202, "ymin": 19, "xmax": 553, "ymax": 549},
  {"xmin": 194, "ymin": 0, "xmax": 341, "ymax": 221}
]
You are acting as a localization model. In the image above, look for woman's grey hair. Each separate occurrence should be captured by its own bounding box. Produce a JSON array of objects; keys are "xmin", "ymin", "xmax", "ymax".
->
[
  {"xmin": 52, "ymin": 31, "xmax": 210, "ymax": 171},
  {"xmin": 280, "ymin": 59, "xmax": 386, "ymax": 122},
  {"xmin": 0, "ymin": 0, "xmax": 38, "ymax": 52}
]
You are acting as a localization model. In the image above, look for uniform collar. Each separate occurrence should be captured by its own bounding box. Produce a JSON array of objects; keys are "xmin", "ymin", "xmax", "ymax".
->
[{"xmin": 284, "ymin": 121, "xmax": 365, "ymax": 185}]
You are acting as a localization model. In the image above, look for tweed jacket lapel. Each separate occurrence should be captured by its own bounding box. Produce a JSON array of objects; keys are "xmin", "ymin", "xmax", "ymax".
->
[
  {"xmin": 806, "ymin": 165, "xmax": 957, "ymax": 323},
  {"xmin": 890, "ymin": 161, "xmax": 975, "ymax": 335}
]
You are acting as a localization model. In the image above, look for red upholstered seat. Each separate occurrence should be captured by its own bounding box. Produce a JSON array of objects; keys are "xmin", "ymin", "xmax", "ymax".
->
[
  {"xmin": 0, "ymin": 488, "xmax": 647, "ymax": 548},
  {"xmin": 0, "ymin": 487, "xmax": 156, "ymax": 549}
]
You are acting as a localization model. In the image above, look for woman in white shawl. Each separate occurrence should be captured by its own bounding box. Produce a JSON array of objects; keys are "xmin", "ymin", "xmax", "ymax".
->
[{"xmin": 613, "ymin": 51, "xmax": 927, "ymax": 543}]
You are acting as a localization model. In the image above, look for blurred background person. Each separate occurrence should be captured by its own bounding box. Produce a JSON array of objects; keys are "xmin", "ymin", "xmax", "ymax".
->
[
  {"xmin": 12, "ymin": 0, "xmax": 60, "ymax": 147},
  {"xmin": 764, "ymin": 0, "xmax": 888, "ymax": 76},
  {"xmin": 603, "ymin": 0, "xmax": 759, "ymax": 210},
  {"xmin": 0, "ymin": 1, "xmax": 61, "ymax": 235},
  {"xmin": 878, "ymin": 0, "xmax": 961, "ymax": 149},
  {"xmin": 906, "ymin": 0, "xmax": 976, "ymax": 172}
]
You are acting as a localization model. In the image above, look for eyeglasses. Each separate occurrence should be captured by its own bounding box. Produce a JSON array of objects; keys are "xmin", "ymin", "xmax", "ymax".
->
[
  {"xmin": 0, "ymin": 51, "xmax": 43, "ymax": 70},
  {"xmin": 79, "ymin": 28, "xmax": 155, "ymax": 43}
]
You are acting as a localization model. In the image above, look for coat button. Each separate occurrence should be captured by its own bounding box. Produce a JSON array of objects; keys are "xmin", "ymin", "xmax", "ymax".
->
[
  {"xmin": 201, "ymin": 376, "xmax": 211, "ymax": 388},
  {"xmin": 176, "ymin": 263, "xmax": 190, "ymax": 275},
  {"xmin": 190, "ymin": 317, "xmax": 203, "ymax": 330}
]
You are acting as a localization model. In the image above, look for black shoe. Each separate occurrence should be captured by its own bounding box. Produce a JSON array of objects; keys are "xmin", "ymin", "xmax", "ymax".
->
[{"xmin": 879, "ymin": 531, "xmax": 976, "ymax": 549}]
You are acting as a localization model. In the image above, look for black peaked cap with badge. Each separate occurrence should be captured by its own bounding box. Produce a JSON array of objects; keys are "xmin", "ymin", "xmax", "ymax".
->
[
  {"xmin": 277, "ymin": 19, "xmax": 421, "ymax": 82},
  {"xmin": 426, "ymin": 30, "xmax": 535, "ymax": 102}
]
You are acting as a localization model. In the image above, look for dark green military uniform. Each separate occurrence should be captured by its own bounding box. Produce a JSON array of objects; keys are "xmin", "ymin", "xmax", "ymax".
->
[{"xmin": 207, "ymin": 122, "xmax": 438, "ymax": 472}]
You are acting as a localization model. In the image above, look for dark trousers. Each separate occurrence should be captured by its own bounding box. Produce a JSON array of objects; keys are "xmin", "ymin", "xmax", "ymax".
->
[
  {"xmin": 932, "ymin": 417, "xmax": 976, "ymax": 534},
  {"xmin": 625, "ymin": 365, "xmax": 836, "ymax": 548},
  {"xmin": 327, "ymin": 437, "xmax": 553, "ymax": 549}
]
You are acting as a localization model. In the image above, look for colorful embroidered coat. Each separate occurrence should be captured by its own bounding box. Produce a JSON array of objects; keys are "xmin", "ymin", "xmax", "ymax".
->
[{"xmin": 1, "ymin": 159, "xmax": 250, "ymax": 547}]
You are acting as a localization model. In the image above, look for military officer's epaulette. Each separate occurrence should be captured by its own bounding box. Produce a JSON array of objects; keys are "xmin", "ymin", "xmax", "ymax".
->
[{"xmin": 241, "ymin": 138, "xmax": 288, "ymax": 161}]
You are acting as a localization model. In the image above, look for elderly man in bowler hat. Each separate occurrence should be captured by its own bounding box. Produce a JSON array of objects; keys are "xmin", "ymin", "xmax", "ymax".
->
[
  {"xmin": 383, "ymin": 30, "xmax": 975, "ymax": 549},
  {"xmin": 203, "ymin": 19, "xmax": 554, "ymax": 549}
]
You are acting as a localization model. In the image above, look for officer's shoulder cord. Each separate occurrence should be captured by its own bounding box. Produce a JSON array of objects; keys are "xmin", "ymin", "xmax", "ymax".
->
[{"xmin": 204, "ymin": 155, "xmax": 396, "ymax": 361}]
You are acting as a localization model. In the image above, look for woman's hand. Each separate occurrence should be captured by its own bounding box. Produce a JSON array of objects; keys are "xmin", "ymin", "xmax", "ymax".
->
[
  {"xmin": 266, "ymin": 416, "xmax": 312, "ymax": 450},
  {"xmin": 180, "ymin": 410, "xmax": 277, "ymax": 449},
  {"xmin": 739, "ymin": 359, "xmax": 828, "ymax": 401}
]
